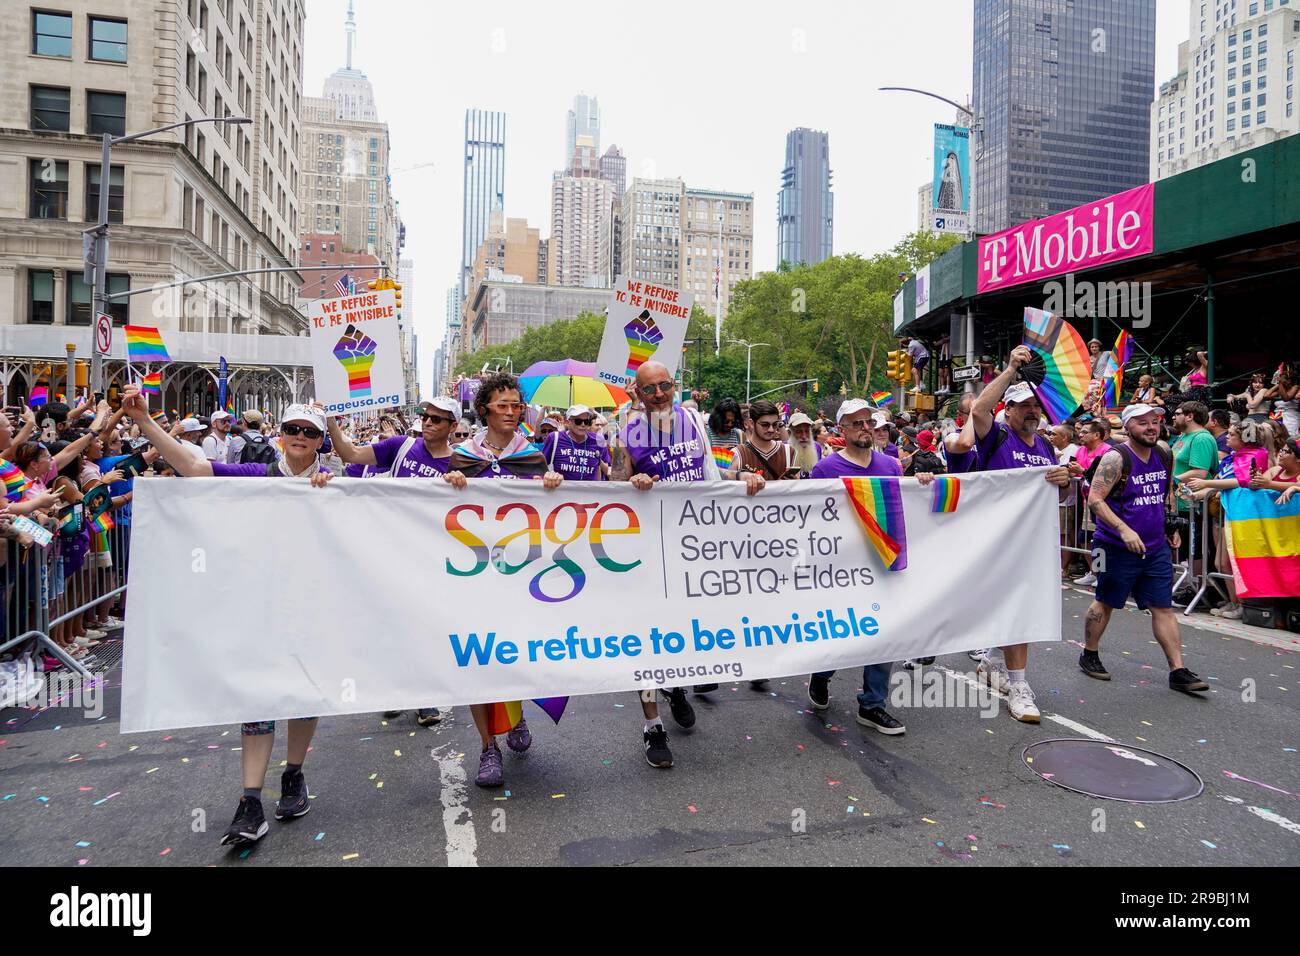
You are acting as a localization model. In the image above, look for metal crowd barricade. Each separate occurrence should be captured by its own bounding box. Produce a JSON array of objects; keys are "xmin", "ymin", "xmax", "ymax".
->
[
  {"xmin": 1184, "ymin": 493, "xmax": 1233, "ymax": 616},
  {"xmin": 1060, "ymin": 476, "xmax": 1094, "ymax": 567}
]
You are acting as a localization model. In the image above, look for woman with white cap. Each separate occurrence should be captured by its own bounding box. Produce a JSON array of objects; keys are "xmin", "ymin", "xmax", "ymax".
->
[
  {"xmin": 119, "ymin": 384, "xmax": 332, "ymax": 850},
  {"xmin": 541, "ymin": 404, "xmax": 610, "ymax": 481}
]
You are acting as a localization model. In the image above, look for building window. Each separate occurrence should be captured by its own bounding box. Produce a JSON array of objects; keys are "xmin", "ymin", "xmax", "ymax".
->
[
  {"xmin": 30, "ymin": 85, "xmax": 70, "ymax": 132},
  {"xmin": 29, "ymin": 158, "xmax": 68, "ymax": 219},
  {"xmin": 89, "ymin": 16, "xmax": 128, "ymax": 62},
  {"xmin": 1258, "ymin": 110, "xmax": 1267, "ymax": 123},
  {"xmin": 32, "ymin": 10, "xmax": 72, "ymax": 57},
  {"xmin": 28, "ymin": 270, "xmax": 54, "ymax": 324},
  {"xmin": 85, "ymin": 164, "xmax": 124, "ymax": 223},
  {"xmin": 87, "ymin": 91, "xmax": 126, "ymax": 136},
  {"xmin": 1243, "ymin": 114, "xmax": 1252, "ymax": 127}
]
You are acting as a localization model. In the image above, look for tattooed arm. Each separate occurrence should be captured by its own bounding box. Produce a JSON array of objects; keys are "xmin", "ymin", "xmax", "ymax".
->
[
  {"xmin": 1088, "ymin": 449, "xmax": 1145, "ymax": 553},
  {"xmin": 609, "ymin": 436, "xmax": 632, "ymax": 482}
]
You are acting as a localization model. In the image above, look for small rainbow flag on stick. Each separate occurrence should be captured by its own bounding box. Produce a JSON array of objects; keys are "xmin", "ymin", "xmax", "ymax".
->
[
  {"xmin": 89, "ymin": 510, "xmax": 115, "ymax": 534},
  {"xmin": 149, "ymin": 410, "xmax": 167, "ymax": 425},
  {"xmin": 931, "ymin": 475, "xmax": 961, "ymax": 513},
  {"xmin": 711, "ymin": 445, "xmax": 736, "ymax": 470},
  {"xmin": 141, "ymin": 371, "xmax": 161, "ymax": 396},
  {"xmin": 124, "ymin": 325, "xmax": 171, "ymax": 364},
  {"xmin": 1, "ymin": 459, "xmax": 33, "ymax": 502},
  {"xmin": 842, "ymin": 477, "xmax": 908, "ymax": 571},
  {"xmin": 871, "ymin": 390, "xmax": 893, "ymax": 407}
]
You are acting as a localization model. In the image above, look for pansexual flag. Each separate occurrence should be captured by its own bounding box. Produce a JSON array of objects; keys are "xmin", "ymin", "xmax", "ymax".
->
[
  {"xmin": 28, "ymin": 386, "xmax": 48, "ymax": 408},
  {"xmin": 1, "ymin": 458, "xmax": 33, "ymax": 502},
  {"xmin": 141, "ymin": 371, "xmax": 161, "ymax": 396},
  {"xmin": 1221, "ymin": 487, "xmax": 1300, "ymax": 598},
  {"xmin": 931, "ymin": 475, "xmax": 961, "ymax": 513},
  {"xmin": 842, "ymin": 477, "xmax": 908, "ymax": 571},
  {"xmin": 871, "ymin": 390, "xmax": 893, "ymax": 407},
  {"xmin": 711, "ymin": 445, "xmax": 736, "ymax": 470},
  {"xmin": 124, "ymin": 325, "xmax": 172, "ymax": 364}
]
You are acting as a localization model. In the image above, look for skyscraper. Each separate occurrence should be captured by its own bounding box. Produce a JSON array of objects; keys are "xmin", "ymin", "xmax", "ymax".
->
[
  {"xmin": 550, "ymin": 137, "xmax": 615, "ymax": 288},
  {"xmin": 599, "ymin": 145, "xmax": 626, "ymax": 198},
  {"xmin": 972, "ymin": 0, "xmax": 1156, "ymax": 234},
  {"xmin": 776, "ymin": 128, "xmax": 833, "ymax": 267},
  {"xmin": 461, "ymin": 108, "xmax": 506, "ymax": 301},
  {"xmin": 322, "ymin": 1, "xmax": 378, "ymax": 122},
  {"xmin": 565, "ymin": 94, "xmax": 600, "ymax": 164}
]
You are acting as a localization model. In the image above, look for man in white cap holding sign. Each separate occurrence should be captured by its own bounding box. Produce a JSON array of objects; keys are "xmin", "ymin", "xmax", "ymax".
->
[
  {"xmin": 1079, "ymin": 403, "xmax": 1208, "ymax": 694},
  {"xmin": 541, "ymin": 404, "xmax": 610, "ymax": 481},
  {"xmin": 970, "ymin": 344, "xmax": 1071, "ymax": 723}
]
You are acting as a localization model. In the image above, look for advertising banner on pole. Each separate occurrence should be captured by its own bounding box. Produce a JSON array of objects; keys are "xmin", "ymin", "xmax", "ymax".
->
[
  {"xmin": 308, "ymin": 289, "xmax": 404, "ymax": 416},
  {"xmin": 594, "ymin": 275, "xmax": 692, "ymax": 391},
  {"xmin": 931, "ymin": 124, "xmax": 970, "ymax": 235},
  {"xmin": 122, "ymin": 470, "xmax": 1062, "ymax": 732}
]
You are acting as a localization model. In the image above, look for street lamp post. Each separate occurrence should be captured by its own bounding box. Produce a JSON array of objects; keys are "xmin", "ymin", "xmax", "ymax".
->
[
  {"xmin": 728, "ymin": 338, "xmax": 771, "ymax": 403},
  {"xmin": 87, "ymin": 115, "xmax": 251, "ymax": 393}
]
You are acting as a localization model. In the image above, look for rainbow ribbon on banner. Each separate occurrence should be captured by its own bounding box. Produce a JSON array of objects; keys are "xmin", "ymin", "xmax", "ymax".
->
[
  {"xmin": 931, "ymin": 475, "xmax": 961, "ymax": 513},
  {"xmin": 842, "ymin": 477, "xmax": 908, "ymax": 571}
]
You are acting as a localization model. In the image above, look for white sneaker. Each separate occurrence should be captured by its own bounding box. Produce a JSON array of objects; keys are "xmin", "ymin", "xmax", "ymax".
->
[
  {"xmin": 104, "ymin": 616, "xmax": 124, "ymax": 627},
  {"xmin": 1219, "ymin": 605, "xmax": 1243, "ymax": 620},
  {"xmin": 968, "ymin": 648, "xmax": 989, "ymax": 662},
  {"xmin": 1007, "ymin": 681, "xmax": 1041, "ymax": 723},
  {"xmin": 976, "ymin": 657, "xmax": 1011, "ymax": 694},
  {"xmin": 83, "ymin": 628, "xmax": 107, "ymax": 639},
  {"xmin": 1073, "ymin": 572, "xmax": 1098, "ymax": 586}
]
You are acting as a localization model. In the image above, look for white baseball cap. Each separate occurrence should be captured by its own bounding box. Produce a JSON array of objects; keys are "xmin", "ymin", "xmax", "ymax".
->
[
  {"xmin": 210, "ymin": 410, "xmax": 233, "ymax": 423},
  {"xmin": 836, "ymin": 398, "xmax": 874, "ymax": 423},
  {"xmin": 566, "ymin": 404, "xmax": 592, "ymax": 419},
  {"xmin": 178, "ymin": 418, "xmax": 205, "ymax": 434},
  {"xmin": 1004, "ymin": 382, "xmax": 1038, "ymax": 405},
  {"xmin": 282, "ymin": 404, "xmax": 326, "ymax": 432},
  {"xmin": 418, "ymin": 396, "xmax": 460, "ymax": 417},
  {"xmin": 1122, "ymin": 403, "xmax": 1165, "ymax": 426}
]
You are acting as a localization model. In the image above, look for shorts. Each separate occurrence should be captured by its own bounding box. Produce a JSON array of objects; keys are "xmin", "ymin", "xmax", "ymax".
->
[
  {"xmin": 914, "ymin": 356, "xmax": 929, "ymax": 373},
  {"xmin": 1095, "ymin": 542, "xmax": 1173, "ymax": 611},
  {"xmin": 242, "ymin": 717, "xmax": 318, "ymax": 736}
]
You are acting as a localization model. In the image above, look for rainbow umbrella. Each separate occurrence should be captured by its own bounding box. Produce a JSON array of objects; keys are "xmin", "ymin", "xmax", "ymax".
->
[
  {"xmin": 1020, "ymin": 307, "xmax": 1091, "ymax": 424},
  {"xmin": 517, "ymin": 359, "xmax": 631, "ymax": 410}
]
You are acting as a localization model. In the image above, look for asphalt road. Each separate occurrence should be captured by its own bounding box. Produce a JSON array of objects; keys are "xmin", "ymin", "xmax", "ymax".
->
[{"xmin": 2, "ymin": 589, "xmax": 1296, "ymax": 867}]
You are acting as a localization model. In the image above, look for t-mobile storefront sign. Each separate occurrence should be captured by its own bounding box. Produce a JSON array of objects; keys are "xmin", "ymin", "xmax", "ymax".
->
[{"xmin": 977, "ymin": 184, "xmax": 1154, "ymax": 293}]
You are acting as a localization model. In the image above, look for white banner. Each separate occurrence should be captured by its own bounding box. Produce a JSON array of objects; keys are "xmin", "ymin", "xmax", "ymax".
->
[
  {"xmin": 594, "ymin": 274, "xmax": 693, "ymax": 391},
  {"xmin": 307, "ymin": 289, "xmax": 404, "ymax": 416},
  {"xmin": 121, "ymin": 470, "xmax": 1062, "ymax": 732}
]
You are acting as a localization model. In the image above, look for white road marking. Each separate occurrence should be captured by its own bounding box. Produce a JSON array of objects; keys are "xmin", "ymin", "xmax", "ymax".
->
[
  {"xmin": 433, "ymin": 742, "xmax": 478, "ymax": 867},
  {"xmin": 1220, "ymin": 795, "xmax": 1300, "ymax": 837},
  {"xmin": 937, "ymin": 665, "xmax": 1116, "ymax": 742}
]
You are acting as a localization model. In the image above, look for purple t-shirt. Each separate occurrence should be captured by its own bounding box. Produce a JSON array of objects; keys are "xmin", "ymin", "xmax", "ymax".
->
[
  {"xmin": 883, "ymin": 443, "xmax": 900, "ymax": 459},
  {"xmin": 945, "ymin": 443, "xmax": 978, "ymax": 474},
  {"xmin": 370, "ymin": 435, "xmax": 450, "ymax": 478},
  {"xmin": 211, "ymin": 461, "xmax": 329, "ymax": 477},
  {"xmin": 621, "ymin": 408, "xmax": 708, "ymax": 483},
  {"xmin": 976, "ymin": 422, "xmax": 1056, "ymax": 472},
  {"xmin": 1092, "ymin": 446, "xmax": 1170, "ymax": 552},
  {"xmin": 542, "ymin": 431, "xmax": 609, "ymax": 481},
  {"xmin": 809, "ymin": 450, "xmax": 904, "ymax": 479},
  {"xmin": 344, "ymin": 462, "xmax": 378, "ymax": 478}
]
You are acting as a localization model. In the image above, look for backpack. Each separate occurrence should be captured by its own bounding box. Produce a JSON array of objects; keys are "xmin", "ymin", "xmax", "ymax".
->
[{"xmin": 239, "ymin": 432, "xmax": 279, "ymax": 465}]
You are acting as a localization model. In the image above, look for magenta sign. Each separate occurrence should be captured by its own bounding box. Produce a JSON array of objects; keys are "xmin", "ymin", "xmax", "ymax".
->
[{"xmin": 977, "ymin": 183, "xmax": 1154, "ymax": 293}]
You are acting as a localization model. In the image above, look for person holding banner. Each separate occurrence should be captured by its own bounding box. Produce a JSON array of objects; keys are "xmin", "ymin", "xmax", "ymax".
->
[
  {"xmin": 441, "ymin": 373, "xmax": 565, "ymax": 788},
  {"xmin": 118, "ymin": 385, "xmax": 334, "ymax": 848},
  {"xmin": 616, "ymin": 361, "xmax": 764, "ymax": 768},
  {"xmin": 970, "ymin": 346, "xmax": 1072, "ymax": 723},
  {"xmin": 1080, "ymin": 404, "xmax": 1209, "ymax": 694}
]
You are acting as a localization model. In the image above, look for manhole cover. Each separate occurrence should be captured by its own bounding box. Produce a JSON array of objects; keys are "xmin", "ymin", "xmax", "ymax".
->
[{"xmin": 1023, "ymin": 738, "xmax": 1203, "ymax": 803}]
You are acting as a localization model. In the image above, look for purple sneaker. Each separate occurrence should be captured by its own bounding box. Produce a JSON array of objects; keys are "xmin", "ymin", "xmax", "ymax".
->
[
  {"xmin": 506, "ymin": 716, "xmax": 532, "ymax": 753},
  {"xmin": 475, "ymin": 743, "xmax": 504, "ymax": 788}
]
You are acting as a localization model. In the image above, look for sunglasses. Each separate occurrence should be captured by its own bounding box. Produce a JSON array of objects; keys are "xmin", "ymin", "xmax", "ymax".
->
[
  {"xmin": 421, "ymin": 413, "xmax": 456, "ymax": 425},
  {"xmin": 571, "ymin": 417, "xmax": 595, "ymax": 425},
  {"xmin": 452, "ymin": 431, "xmax": 470, "ymax": 438},
  {"xmin": 638, "ymin": 381, "xmax": 675, "ymax": 397},
  {"xmin": 281, "ymin": 423, "xmax": 323, "ymax": 439}
]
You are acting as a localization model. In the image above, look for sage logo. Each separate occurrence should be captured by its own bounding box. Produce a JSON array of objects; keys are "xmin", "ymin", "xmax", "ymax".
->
[{"xmin": 49, "ymin": 886, "xmax": 151, "ymax": 936}]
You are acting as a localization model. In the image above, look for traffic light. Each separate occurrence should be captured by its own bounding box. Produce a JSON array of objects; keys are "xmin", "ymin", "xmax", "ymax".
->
[
  {"xmin": 886, "ymin": 350, "xmax": 903, "ymax": 383},
  {"xmin": 392, "ymin": 281, "xmax": 402, "ymax": 316},
  {"xmin": 901, "ymin": 352, "xmax": 914, "ymax": 385},
  {"xmin": 812, "ymin": 381, "xmax": 819, "ymax": 394}
]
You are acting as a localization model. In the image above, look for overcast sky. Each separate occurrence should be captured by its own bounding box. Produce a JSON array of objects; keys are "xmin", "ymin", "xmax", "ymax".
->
[{"xmin": 303, "ymin": 0, "xmax": 1191, "ymax": 394}]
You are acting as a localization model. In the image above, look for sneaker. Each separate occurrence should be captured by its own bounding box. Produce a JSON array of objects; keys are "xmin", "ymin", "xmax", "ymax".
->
[
  {"xmin": 506, "ymin": 716, "xmax": 532, "ymax": 753},
  {"xmin": 1219, "ymin": 605, "xmax": 1243, "ymax": 620},
  {"xmin": 1169, "ymin": 667, "xmax": 1209, "ymax": 693},
  {"xmin": 1007, "ymin": 680, "xmax": 1041, "ymax": 723},
  {"xmin": 475, "ymin": 743, "xmax": 504, "ymax": 788},
  {"xmin": 662, "ymin": 688, "xmax": 696, "ymax": 728},
  {"xmin": 220, "ymin": 796, "xmax": 268, "ymax": 846},
  {"xmin": 1073, "ymin": 572, "xmax": 1098, "ymax": 586},
  {"xmin": 748, "ymin": 679, "xmax": 769, "ymax": 691},
  {"xmin": 644, "ymin": 727, "xmax": 673, "ymax": 768},
  {"xmin": 1078, "ymin": 651, "xmax": 1111, "ymax": 681},
  {"xmin": 902, "ymin": 657, "xmax": 935, "ymax": 670},
  {"xmin": 72, "ymin": 635, "xmax": 100, "ymax": 648},
  {"xmin": 807, "ymin": 674, "xmax": 830, "ymax": 711},
  {"xmin": 976, "ymin": 657, "xmax": 1011, "ymax": 694},
  {"xmin": 857, "ymin": 705, "xmax": 906, "ymax": 735},
  {"xmin": 1209, "ymin": 606, "xmax": 1224, "ymax": 617},
  {"xmin": 275, "ymin": 770, "xmax": 310, "ymax": 819},
  {"xmin": 692, "ymin": 683, "xmax": 719, "ymax": 694},
  {"xmin": 83, "ymin": 628, "xmax": 107, "ymax": 640},
  {"xmin": 415, "ymin": 708, "xmax": 442, "ymax": 727},
  {"xmin": 382, "ymin": 711, "xmax": 403, "ymax": 719},
  {"xmin": 103, "ymin": 616, "xmax": 124, "ymax": 628},
  {"xmin": 967, "ymin": 648, "xmax": 989, "ymax": 662}
]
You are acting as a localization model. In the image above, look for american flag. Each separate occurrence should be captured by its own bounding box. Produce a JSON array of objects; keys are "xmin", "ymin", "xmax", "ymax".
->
[
  {"xmin": 714, "ymin": 258, "xmax": 721, "ymax": 301},
  {"xmin": 333, "ymin": 273, "xmax": 352, "ymax": 297}
]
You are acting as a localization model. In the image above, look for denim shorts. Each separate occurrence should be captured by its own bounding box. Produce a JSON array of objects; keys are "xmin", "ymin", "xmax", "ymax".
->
[
  {"xmin": 1096, "ymin": 542, "xmax": 1173, "ymax": 611},
  {"xmin": 241, "ymin": 717, "xmax": 318, "ymax": 736}
]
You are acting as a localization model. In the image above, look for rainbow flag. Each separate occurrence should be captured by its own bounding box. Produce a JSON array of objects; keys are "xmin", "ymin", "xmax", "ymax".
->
[
  {"xmin": 89, "ymin": 510, "xmax": 115, "ymax": 534},
  {"xmin": 1, "ymin": 458, "xmax": 33, "ymax": 501},
  {"xmin": 150, "ymin": 410, "xmax": 167, "ymax": 425},
  {"xmin": 711, "ymin": 445, "xmax": 736, "ymax": 469},
  {"xmin": 931, "ymin": 475, "xmax": 961, "ymax": 513},
  {"xmin": 842, "ymin": 477, "xmax": 908, "ymax": 571},
  {"xmin": 518, "ymin": 421, "xmax": 534, "ymax": 438},
  {"xmin": 124, "ymin": 325, "xmax": 171, "ymax": 364},
  {"xmin": 484, "ymin": 697, "xmax": 568, "ymax": 735},
  {"xmin": 141, "ymin": 371, "xmax": 161, "ymax": 396},
  {"xmin": 28, "ymin": 386, "xmax": 48, "ymax": 408},
  {"xmin": 871, "ymin": 390, "xmax": 893, "ymax": 407},
  {"xmin": 1106, "ymin": 329, "xmax": 1134, "ymax": 407},
  {"xmin": 1221, "ymin": 487, "xmax": 1300, "ymax": 598},
  {"xmin": 224, "ymin": 394, "xmax": 235, "ymax": 415}
]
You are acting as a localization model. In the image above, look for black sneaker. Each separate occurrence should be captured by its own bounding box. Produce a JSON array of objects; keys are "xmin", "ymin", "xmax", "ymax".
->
[
  {"xmin": 382, "ymin": 711, "xmax": 403, "ymax": 719},
  {"xmin": 1169, "ymin": 667, "xmax": 1209, "ymax": 693},
  {"xmin": 644, "ymin": 727, "xmax": 673, "ymax": 768},
  {"xmin": 415, "ymin": 708, "xmax": 442, "ymax": 727},
  {"xmin": 220, "ymin": 796, "xmax": 268, "ymax": 846},
  {"xmin": 748, "ymin": 679, "xmax": 769, "ymax": 691},
  {"xmin": 275, "ymin": 770, "xmax": 310, "ymax": 820},
  {"xmin": 1078, "ymin": 651, "xmax": 1111, "ymax": 681},
  {"xmin": 857, "ymin": 705, "xmax": 906, "ymax": 735},
  {"xmin": 662, "ymin": 688, "xmax": 696, "ymax": 728},
  {"xmin": 692, "ymin": 683, "xmax": 719, "ymax": 694},
  {"xmin": 807, "ymin": 674, "xmax": 830, "ymax": 711}
]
